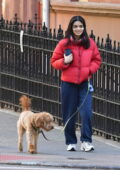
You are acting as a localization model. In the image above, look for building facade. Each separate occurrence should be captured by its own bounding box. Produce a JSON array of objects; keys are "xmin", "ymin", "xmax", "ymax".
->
[
  {"xmin": 72, "ymin": 0, "xmax": 120, "ymax": 3},
  {"xmin": 0, "ymin": 0, "xmax": 41, "ymax": 23},
  {"xmin": 0, "ymin": 0, "xmax": 120, "ymax": 42},
  {"xmin": 50, "ymin": 0, "xmax": 120, "ymax": 42}
]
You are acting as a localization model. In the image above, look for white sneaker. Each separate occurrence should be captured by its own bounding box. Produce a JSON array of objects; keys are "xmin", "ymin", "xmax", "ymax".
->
[
  {"xmin": 80, "ymin": 142, "xmax": 94, "ymax": 152},
  {"xmin": 67, "ymin": 144, "xmax": 76, "ymax": 151}
]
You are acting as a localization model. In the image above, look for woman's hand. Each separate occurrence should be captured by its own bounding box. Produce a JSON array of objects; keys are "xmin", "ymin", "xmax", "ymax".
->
[{"xmin": 64, "ymin": 53, "xmax": 73, "ymax": 64}]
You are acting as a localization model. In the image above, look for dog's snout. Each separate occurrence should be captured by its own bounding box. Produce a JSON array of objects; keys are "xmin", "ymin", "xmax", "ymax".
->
[{"xmin": 51, "ymin": 126, "xmax": 54, "ymax": 129}]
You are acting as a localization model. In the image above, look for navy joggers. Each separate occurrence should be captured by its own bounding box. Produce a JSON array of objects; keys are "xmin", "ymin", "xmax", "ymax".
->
[{"xmin": 61, "ymin": 80, "xmax": 93, "ymax": 145}]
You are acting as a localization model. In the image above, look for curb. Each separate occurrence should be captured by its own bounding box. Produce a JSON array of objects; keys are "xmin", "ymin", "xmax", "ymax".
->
[{"xmin": 0, "ymin": 161, "xmax": 120, "ymax": 169}]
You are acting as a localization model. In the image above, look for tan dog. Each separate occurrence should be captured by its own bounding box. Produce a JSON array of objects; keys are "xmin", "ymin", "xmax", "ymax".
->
[{"xmin": 17, "ymin": 95, "xmax": 54, "ymax": 154}]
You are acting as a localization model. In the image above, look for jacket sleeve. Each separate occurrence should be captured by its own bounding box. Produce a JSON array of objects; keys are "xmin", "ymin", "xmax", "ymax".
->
[
  {"xmin": 50, "ymin": 40, "xmax": 69, "ymax": 70},
  {"xmin": 89, "ymin": 39, "xmax": 102, "ymax": 74}
]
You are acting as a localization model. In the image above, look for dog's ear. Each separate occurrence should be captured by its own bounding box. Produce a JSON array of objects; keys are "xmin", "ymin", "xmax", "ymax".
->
[
  {"xmin": 45, "ymin": 114, "xmax": 54, "ymax": 122},
  {"xmin": 34, "ymin": 114, "xmax": 44, "ymax": 128},
  {"xmin": 44, "ymin": 115, "xmax": 51, "ymax": 122}
]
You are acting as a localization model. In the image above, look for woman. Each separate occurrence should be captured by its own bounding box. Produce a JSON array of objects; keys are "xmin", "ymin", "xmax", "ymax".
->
[{"xmin": 51, "ymin": 16, "xmax": 101, "ymax": 152}]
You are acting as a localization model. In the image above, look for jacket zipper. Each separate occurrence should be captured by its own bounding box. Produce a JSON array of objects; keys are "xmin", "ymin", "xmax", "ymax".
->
[{"xmin": 78, "ymin": 46, "xmax": 81, "ymax": 83}]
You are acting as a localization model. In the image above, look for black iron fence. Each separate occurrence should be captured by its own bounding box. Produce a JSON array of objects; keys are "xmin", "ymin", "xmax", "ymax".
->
[{"xmin": 0, "ymin": 14, "xmax": 120, "ymax": 141}]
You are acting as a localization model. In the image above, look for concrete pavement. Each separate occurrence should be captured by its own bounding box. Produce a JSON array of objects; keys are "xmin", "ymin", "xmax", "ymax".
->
[{"xmin": 0, "ymin": 109, "xmax": 120, "ymax": 169}]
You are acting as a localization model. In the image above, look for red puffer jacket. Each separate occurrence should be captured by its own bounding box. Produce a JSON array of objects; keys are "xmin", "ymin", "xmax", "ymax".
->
[{"xmin": 51, "ymin": 38, "xmax": 101, "ymax": 84}]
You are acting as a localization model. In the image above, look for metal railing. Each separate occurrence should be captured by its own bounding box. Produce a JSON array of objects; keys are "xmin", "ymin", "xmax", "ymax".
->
[{"xmin": 0, "ymin": 14, "xmax": 120, "ymax": 141}]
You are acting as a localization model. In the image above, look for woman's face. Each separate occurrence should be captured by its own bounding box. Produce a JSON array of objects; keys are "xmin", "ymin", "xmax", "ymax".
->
[{"xmin": 72, "ymin": 21, "xmax": 84, "ymax": 39}]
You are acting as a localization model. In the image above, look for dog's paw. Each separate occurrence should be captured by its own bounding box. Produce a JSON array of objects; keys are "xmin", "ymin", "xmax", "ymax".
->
[
  {"xmin": 28, "ymin": 144, "xmax": 36, "ymax": 154},
  {"xmin": 18, "ymin": 143, "xmax": 23, "ymax": 152}
]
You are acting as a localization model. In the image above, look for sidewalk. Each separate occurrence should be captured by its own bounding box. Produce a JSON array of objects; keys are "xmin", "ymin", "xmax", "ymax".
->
[{"xmin": 0, "ymin": 109, "xmax": 120, "ymax": 169}]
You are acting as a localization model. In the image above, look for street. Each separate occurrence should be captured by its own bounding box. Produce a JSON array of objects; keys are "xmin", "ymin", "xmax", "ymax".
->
[{"xmin": 0, "ymin": 165, "xmax": 78, "ymax": 170}]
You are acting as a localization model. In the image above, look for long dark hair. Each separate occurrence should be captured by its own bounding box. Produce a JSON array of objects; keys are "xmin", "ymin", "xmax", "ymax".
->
[{"xmin": 65, "ymin": 16, "xmax": 90, "ymax": 49}]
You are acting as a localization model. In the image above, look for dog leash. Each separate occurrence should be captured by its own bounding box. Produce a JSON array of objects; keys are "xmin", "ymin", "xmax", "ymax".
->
[
  {"xmin": 32, "ymin": 125, "xmax": 50, "ymax": 141},
  {"xmin": 39, "ymin": 130, "xmax": 50, "ymax": 141}
]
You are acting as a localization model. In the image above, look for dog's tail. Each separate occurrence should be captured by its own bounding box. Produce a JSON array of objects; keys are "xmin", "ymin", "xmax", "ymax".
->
[{"xmin": 19, "ymin": 95, "xmax": 31, "ymax": 111}]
